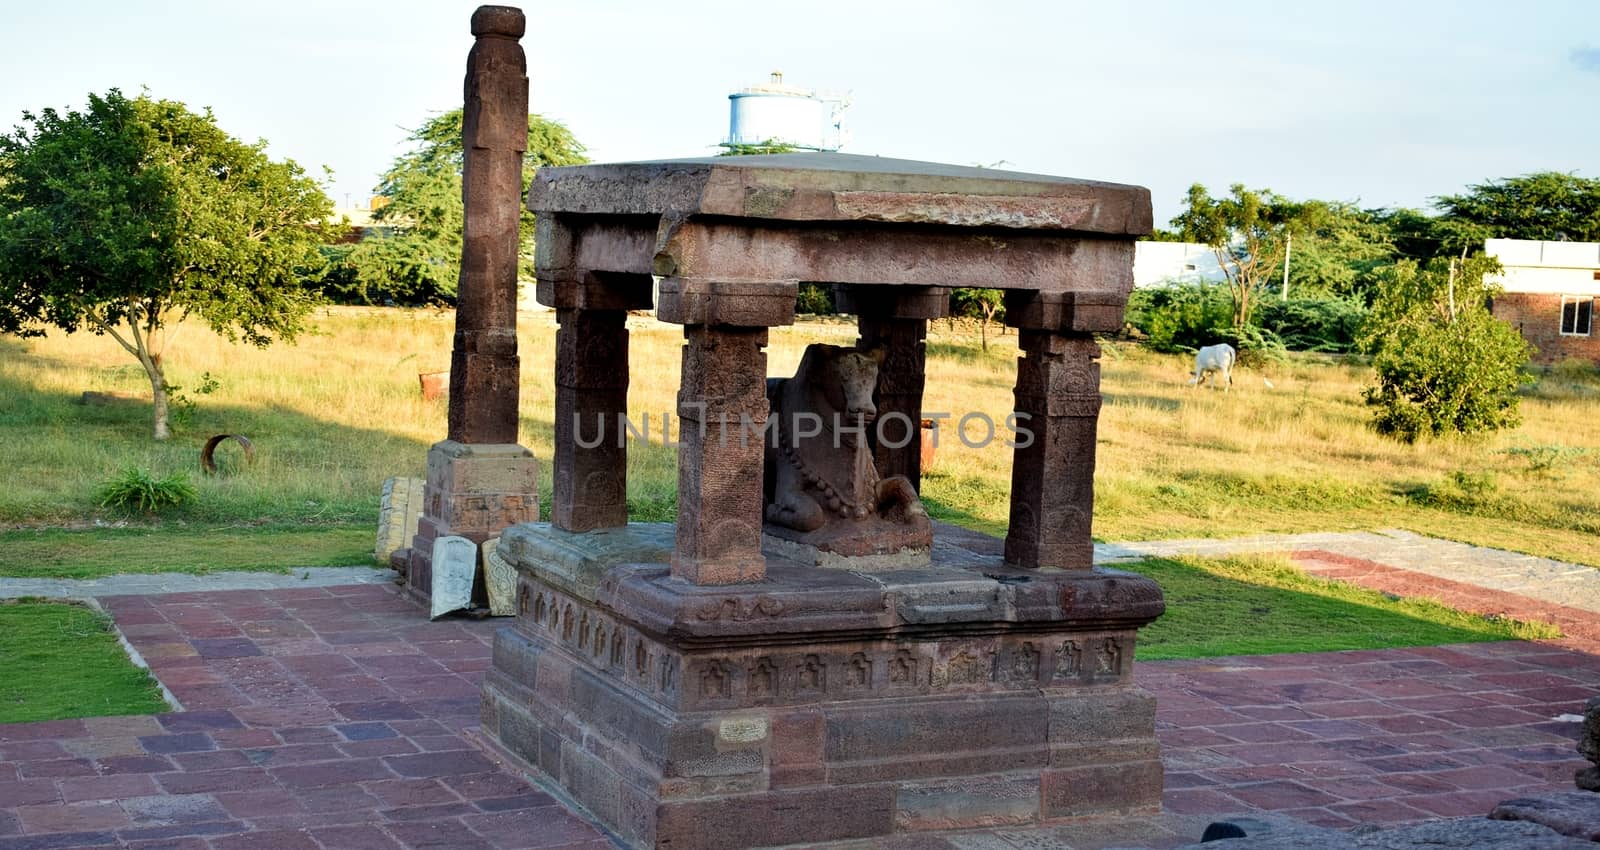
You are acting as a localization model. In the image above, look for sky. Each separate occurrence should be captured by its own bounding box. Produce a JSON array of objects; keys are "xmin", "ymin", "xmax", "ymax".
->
[{"xmin": 2, "ymin": 0, "xmax": 1597, "ymax": 224}]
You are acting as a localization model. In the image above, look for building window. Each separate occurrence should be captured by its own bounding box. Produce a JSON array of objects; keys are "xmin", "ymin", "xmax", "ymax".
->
[{"xmin": 1561, "ymin": 295, "xmax": 1594, "ymax": 336}]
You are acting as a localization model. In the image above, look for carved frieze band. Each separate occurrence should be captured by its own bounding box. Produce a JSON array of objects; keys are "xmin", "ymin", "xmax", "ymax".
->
[{"xmin": 513, "ymin": 576, "xmax": 1134, "ymax": 710}]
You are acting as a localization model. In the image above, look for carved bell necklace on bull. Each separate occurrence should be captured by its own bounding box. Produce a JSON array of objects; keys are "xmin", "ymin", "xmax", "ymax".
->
[{"xmin": 775, "ymin": 413, "xmax": 879, "ymax": 520}]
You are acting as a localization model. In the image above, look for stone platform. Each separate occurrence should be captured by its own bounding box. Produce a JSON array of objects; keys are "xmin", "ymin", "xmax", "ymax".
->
[{"xmin": 480, "ymin": 522, "xmax": 1166, "ymax": 850}]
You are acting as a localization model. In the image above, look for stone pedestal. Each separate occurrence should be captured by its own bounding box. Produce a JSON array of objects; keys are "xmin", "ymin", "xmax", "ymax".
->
[
  {"xmin": 481, "ymin": 523, "xmax": 1164, "ymax": 850},
  {"xmin": 406, "ymin": 441, "xmax": 539, "ymax": 602},
  {"xmin": 479, "ymin": 152, "xmax": 1160, "ymax": 849}
]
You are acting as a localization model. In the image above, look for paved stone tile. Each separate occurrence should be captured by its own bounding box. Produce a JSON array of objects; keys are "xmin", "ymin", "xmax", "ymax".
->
[
  {"xmin": 14, "ymin": 802, "xmax": 130, "ymax": 834},
  {"xmin": 209, "ymin": 828, "xmax": 322, "ymax": 850},
  {"xmin": 0, "ymin": 544, "xmax": 1593, "ymax": 848},
  {"xmin": 56, "ymin": 774, "xmax": 160, "ymax": 804},
  {"xmin": 309, "ymin": 825, "xmax": 406, "ymax": 850}
]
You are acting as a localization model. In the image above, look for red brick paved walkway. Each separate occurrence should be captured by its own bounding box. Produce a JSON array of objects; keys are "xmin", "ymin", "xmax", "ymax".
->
[{"xmin": 1, "ymin": 583, "xmax": 1595, "ymax": 849}]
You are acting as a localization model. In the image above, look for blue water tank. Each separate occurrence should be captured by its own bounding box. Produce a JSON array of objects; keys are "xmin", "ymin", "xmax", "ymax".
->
[{"xmin": 726, "ymin": 72, "xmax": 844, "ymax": 151}]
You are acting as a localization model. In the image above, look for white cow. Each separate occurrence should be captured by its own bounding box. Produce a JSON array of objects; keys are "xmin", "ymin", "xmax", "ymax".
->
[{"xmin": 1188, "ymin": 343, "xmax": 1236, "ymax": 392}]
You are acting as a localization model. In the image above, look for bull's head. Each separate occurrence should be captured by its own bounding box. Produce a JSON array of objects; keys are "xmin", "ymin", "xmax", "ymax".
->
[{"xmin": 823, "ymin": 345, "xmax": 885, "ymax": 424}]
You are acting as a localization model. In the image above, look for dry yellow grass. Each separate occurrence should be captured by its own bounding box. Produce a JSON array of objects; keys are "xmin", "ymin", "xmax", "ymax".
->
[{"xmin": 3, "ymin": 306, "xmax": 1596, "ymax": 566}]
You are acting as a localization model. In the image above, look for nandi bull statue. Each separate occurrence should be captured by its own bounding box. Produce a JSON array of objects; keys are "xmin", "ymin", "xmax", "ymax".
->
[{"xmin": 763, "ymin": 343, "xmax": 934, "ymax": 567}]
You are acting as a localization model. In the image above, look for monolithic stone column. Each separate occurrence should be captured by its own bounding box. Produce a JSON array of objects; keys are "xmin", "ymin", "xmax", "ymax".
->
[
  {"xmin": 449, "ymin": 4, "xmax": 528, "ymax": 444},
  {"xmin": 553, "ymin": 308, "xmax": 628, "ymax": 531},
  {"xmin": 841, "ymin": 286, "xmax": 948, "ymax": 491},
  {"xmin": 1004, "ymin": 330, "xmax": 1102, "ymax": 570},
  {"xmin": 404, "ymin": 5, "xmax": 539, "ymax": 602}
]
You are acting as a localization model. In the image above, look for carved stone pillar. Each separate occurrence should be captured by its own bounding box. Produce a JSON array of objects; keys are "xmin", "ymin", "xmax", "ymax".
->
[
  {"xmin": 670, "ymin": 325, "xmax": 771, "ymax": 584},
  {"xmin": 448, "ymin": 5, "xmax": 527, "ymax": 445},
  {"xmin": 553, "ymin": 308, "xmax": 628, "ymax": 531},
  {"xmin": 1004, "ymin": 330, "xmax": 1103, "ymax": 571},
  {"xmin": 841, "ymin": 286, "xmax": 948, "ymax": 491},
  {"xmin": 403, "ymin": 5, "xmax": 538, "ymax": 603},
  {"xmin": 658, "ymin": 277, "xmax": 796, "ymax": 584}
]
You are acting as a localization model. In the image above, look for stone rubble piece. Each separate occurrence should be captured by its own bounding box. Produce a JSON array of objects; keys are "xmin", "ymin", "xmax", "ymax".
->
[
  {"xmin": 1167, "ymin": 816, "xmax": 1593, "ymax": 849},
  {"xmin": 1492, "ymin": 792, "xmax": 1600, "ymax": 842},
  {"xmin": 1578, "ymin": 694, "xmax": 1600, "ymax": 791}
]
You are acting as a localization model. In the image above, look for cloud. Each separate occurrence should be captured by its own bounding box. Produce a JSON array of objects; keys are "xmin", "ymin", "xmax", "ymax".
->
[{"xmin": 1573, "ymin": 47, "xmax": 1600, "ymax": 74}]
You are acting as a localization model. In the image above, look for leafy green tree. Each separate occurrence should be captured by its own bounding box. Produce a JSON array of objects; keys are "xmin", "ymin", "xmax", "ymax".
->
[
  {"xmin": 1433, "ymin": 172, "xmax": 1600, "ymax": 254},
  {"xmin": 336, "ymin": 109, "xmax": 587, "ymax": 304},
  {"xmin": 950, "ymin": 288, "xmax": 1005, "ymax": 350},
  {"xmin": 1370, "ymin": 207, "xmax": 1450, "ymax": 263},
  {"xmin": 1280, "ymin": 203, "xmax": 1395, "ymax": 303},
  {"xmin": 1171, "ymin": 183, "xmax": 1315, "ymax": 327},
  {"xmin": 0, "ymin": 90, "xmax": 334, "ymax": 440},
  {"xmin": 1359, "ymin": 255, "xmax": 1531, "ymax": 442}
]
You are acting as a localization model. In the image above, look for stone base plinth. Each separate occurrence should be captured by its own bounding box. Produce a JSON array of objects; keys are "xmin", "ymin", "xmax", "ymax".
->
[
  {"xmin": 479, "ymin": 522, "xmax": 1165, "ymax": 850},
  {"xmin": 406, "ymin": 440, "xmax": 539, "ymax": 603}
]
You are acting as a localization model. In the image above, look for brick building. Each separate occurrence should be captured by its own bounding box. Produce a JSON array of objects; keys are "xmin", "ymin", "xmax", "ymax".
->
[{"xmin": 1486, "ymin": 238, "xmax": 1600, "ymax": 365}]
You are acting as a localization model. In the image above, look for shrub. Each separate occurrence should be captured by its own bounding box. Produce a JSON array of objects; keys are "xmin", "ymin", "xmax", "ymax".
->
[
  {"xmin": 98, "ymin": 468, "xmax": 199, "ymax": 513},
  {"xmin": 795, "ymin": 282, "xmax": 834, "ymax": 315},
  {"xmin": 1123, "ymin": 284, "xmax": 1232, "ymax": 353},
  {"xmin": 1360, "ymin": 257, "xmax": 1531, "ymax": 442},
  {"xmin": 1255, "ymin": 296, "xmax": 1367, "ymax": 353}
]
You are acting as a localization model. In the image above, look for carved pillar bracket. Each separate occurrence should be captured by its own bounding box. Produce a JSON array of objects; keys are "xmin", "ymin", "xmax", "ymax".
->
[
  {"xmin": 839, "ymin": 285, "xmax": 950, "ymax": 489},
  {"xmin": 1003, "ymin": 289, "xmax": 1129, "ymax": 335},
  {"xmin": 1004, "ymin": 329, "xmax": 1103, "ymax": 571}
]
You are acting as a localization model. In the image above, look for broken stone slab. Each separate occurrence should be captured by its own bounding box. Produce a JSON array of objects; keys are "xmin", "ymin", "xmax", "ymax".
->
[
  {"xmin": 429, "ymin": 535, "xmax": 477, "ymax": 620},
  {"xmin": 481, "ymin": 536, "xmax": 515, "ymax": 617},
  {"xmin": 1492, "ymin": 792, "xmax": 1600, "ymax": 842},
  {"xmin": 375, "ymin": 476, "xmax": 424, "ymax": 563}
]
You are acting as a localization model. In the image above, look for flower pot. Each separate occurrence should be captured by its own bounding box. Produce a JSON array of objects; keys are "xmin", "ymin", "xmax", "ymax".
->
[{"xmin": 418, "ymin": 371, "xmax": 450, "ymax": 401}]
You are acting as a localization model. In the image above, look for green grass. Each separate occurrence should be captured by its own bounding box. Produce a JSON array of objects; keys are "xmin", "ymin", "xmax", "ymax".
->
[
  {"xmin": 0, "ymin": 600, "xmax": 168, "ymax": 723},
  {"xmin": 0, "ymin": 525, "xmax": 377, "ymax": 579},
  {"xmin": 2, "ymin": 308, "xmax": 1598, "ymax": 571},
  {"xmin": 1125, "ymin": 554, "xmax": 1560, "ymax": 660}
]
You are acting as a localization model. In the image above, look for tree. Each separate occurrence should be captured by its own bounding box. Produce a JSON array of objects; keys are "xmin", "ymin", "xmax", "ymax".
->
[
  {"xmin": 950, "ymin": 288, "xmax": 1005, "ymax": 350},
  {"xmin": 0, "ymin": 90, "xmax": 334, "ymax": 440},
  {"xmin": 1171, "ymin": 183, "xmax": 1314, "ymax": 327},
  {"xmin": 336, "ymin": 109, "xmax": 587, "ymax": 304},
  {"xmin": 1278, "ymin": 203, "xmax": 1395, "ymax": 303},
  {"xmin": 1358, "ymin": 255, "xmax": 1531, "ymax": 442},
  {"xmin": 1433, "ymin": 172, "xmax": 1600, "ymax": 254}
]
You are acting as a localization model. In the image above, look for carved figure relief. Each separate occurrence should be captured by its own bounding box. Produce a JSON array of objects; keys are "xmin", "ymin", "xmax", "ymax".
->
[
  {"xmin": 1011, "ymin": 642, "xmax": 1041, "ymax": 682},
  {"xmin": 798, "ymin": 654, "xmax": 826, "ymax": 693},
  {"xmin": 1095, "ymin": 637, "xmax": 1122, "ymax": 677},
  {"xmin": 763, "ymin": 344, "xmax": 933, "ymax": 558},
  {"xmin": 702, "ymin": 661, "xmax": 732, "ymax": 700},
  {"xmin": 945, "ymin": 650, "xmax": 984, "ymax": 686},
  {"xmin": 890, "ymin": 650, "xmax": 918, "ymax": 685},
  {"xmin": 750, "ymin": 657, "xmax": 778, "ymax": 698},
  {"xmin": 846, "ymin": 653, "xmax": 873, "ymax": 689},
  {"xmin": 1057, "ymin": 640, "xmax": 1083, "ymax": 678}
]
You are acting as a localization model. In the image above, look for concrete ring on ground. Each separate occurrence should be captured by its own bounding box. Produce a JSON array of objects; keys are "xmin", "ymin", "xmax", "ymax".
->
[{"xmin": 201, "ymin": 434, "xmax": 254, "ymax": 475}]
